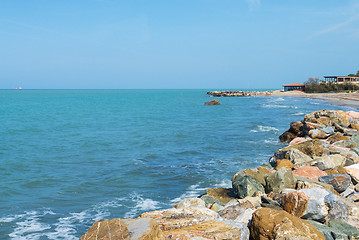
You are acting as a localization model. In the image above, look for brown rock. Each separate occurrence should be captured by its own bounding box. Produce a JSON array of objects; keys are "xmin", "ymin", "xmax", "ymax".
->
[
  {"xmin": 289, "ymin": 137, "xmax": 309, "ymax": 146},
  {"xmin": 350, "ymin": 123, "xmax": 359, "ymax": 131},
  {"xmin": 232, "ymin": 167, "xmax": 272, "ymax": 186},
  {"xmin": 79, "ymin": 218, "xmax": 163, "ymax": 240},
  {"xmin": 275, "ymin": 159, "xmax": 293, "ymax": 170},
  {"xmin": 250, "ymin": 208, "xmax": 325, "ymax": 240},
  {"xmin": 289, "ymin": 121, "xmax": 303, "ymax": 134},
  {"xmin": 295, "ymin": 175, "xmax": 336, "ymax": 192},
  {"xmin": 281, "ymin": 191, "xmax": 310, "ymax": 217},
  {"xmin": 309, "ymin": 117, "xmax": 331, "ymax": 126},
  {"xmin": 140, "ymin": 207, "xmax": 247, "ymax": 239},
  {"xmin": 292, "ymin": 166, "xmax": 327, "ymax": 181},
  {"xmin": 324, "ymin": 169, "xmax": 339, "ymax": 175},
  {"xmin": 279, "ymin": 130, "xmax": 297, "ymax": 143},
  {"xmin": 204, "ymin": 99, "xmax": 220, "ymax": 105},
  {"xmin": 327, "ymin": 133, "xmax": 350, "ymax": 143},
  {"xmin": 205, "ymin": 188, "xmax": 235, "ymax": 205},
  {"xmin": 280, "ymin": 139, "xmax": 326, "ymax": 158}
]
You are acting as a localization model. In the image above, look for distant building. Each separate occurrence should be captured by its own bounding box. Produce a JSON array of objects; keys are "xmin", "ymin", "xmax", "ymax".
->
[
  {"xmin": 283, "ymin": 83, "xmax": 305, "ymax": 92},
  {"xmin": 323, "ymin": 76, "xmax": 359, "ymax": 84}
]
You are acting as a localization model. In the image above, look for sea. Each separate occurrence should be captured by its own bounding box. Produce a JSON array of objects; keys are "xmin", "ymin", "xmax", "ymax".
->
[{"xmin": 1, "ymin": 89, "xmax": 358, "ymax": 239}]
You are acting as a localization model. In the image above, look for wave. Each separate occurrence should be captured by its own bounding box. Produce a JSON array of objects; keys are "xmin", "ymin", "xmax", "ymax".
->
[
  {"xmin": 124, "ymin": 193, "xmax": 160, "ymax": 218},
  {"xmin": 262, "ymin": 104, "xmax": 298, "ymax": 109},
  {"xmin": 291, "ymin": 112, "xmax": 305, "ymax": 116},
  {"xmin": 250, "ymin": 125, "xmax": 279, "ymax": 133},
  {"xmin": 170, "ymin": 184, "xmax": 207, "ymax": 204}
]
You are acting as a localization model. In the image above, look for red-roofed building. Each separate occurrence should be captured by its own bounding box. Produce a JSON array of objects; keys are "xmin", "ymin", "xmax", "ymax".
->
[{"xmin": 283, "ymin": 83, "xmax": 305, "ymax": 92}]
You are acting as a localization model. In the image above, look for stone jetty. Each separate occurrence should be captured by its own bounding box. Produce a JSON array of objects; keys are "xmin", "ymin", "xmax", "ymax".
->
[
  {"xmin": 207, "ymin": 90, "xmax": 274, "ymax": 97},
  {"xmin": 80, "ymin": 109, "xmax": 359, "ymax": 240}
]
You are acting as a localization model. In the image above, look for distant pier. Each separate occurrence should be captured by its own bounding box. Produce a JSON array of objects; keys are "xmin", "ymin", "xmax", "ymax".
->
[{"xmin": 207, "ymin": 90, "xmax": 274, "ymax": 97}]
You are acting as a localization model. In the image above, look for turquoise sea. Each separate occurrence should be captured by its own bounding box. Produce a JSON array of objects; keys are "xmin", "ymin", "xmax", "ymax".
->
[{"xmin": 1, "ymin": 89, "xmax": 357, "ymax": 239}]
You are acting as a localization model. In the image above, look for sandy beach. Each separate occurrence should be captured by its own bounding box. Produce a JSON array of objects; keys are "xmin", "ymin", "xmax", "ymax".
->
[{"xmin": 271, "ymin": 90, "xmax": 359, "ymax": 108}]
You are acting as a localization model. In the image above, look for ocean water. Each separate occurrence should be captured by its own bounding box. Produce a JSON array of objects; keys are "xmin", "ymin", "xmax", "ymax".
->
[{"xmin": 0, "ymin": 89, "xmax": 357, "ymax": 239}]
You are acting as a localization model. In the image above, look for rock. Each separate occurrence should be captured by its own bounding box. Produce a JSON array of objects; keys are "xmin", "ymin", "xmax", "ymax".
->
[
  {"xmin": 250, "ymin": 208, "xmax": 325, "ymax": 240},
  {"xmin": 327, "ymin": 133, "xmax": 350, "ymax": 143},
  {"xmin": 321, "ymin": 126, "xmax": 335, "ymax": 136},
  {"xmin": 209, "ymin": 202, "xmax": 225, "ymax": 212},
  {"xmin": 318, "ymin": 174, "xmax": 352, "ymax": 193},
  {"xmin": 204, "ymin": 99, "xmax": 220, "ymax": 105},
  {"xmin": 285, "ymin": 148, "xmax": 313, "ymax": 169},
  {"xmin": 306, "ymin": 220, "xmax": 343, "ymax": 240},
  {"xmin": 140, "ymin": 207, "xmax": 249, "ymax": 240},
  {"xmin": 232, "ymin": 167, "xmax": 272, "ymax": 186},
  {"xmin": 173, "ymin": 198, "xmax": 206, "ymax": 209},
  {"xmin": 200, "ymin": 195, "xmax": 225, "ymax": 209},
  {"xmin": 232, "ymin": 174, "xmax": 265, "ymax": 199},
  {"xmin": 278, "ymin": 139, "xmax": 326, "ymax": 159},
  {"xmin": 218, "ymin": 204, "xmax": 256, "ymax": 226},
  {"xmin": 295, "ymin": 175, "xmax": 336, "ymax": 192},
  {"xmin": 309, "ymin": 129, "xmax": 328, "ymax": 139},
  {"xmin": 205, "ymin": 188, "xmax": 235, "ymax": 205},
  {"xmin": 355, "ymin": 183, "xmax": 359, "ymax": 192},
  {"xmin": 344, "ymin": 163, "xmax": 359, "ymax": 184},
  {"xmin": 298, "ymin": 187, "xmax": 331, "ymax": 222},
  {"xmin": 289, "ymin": 137, "xmax": 309, "ymax": 146},
  {"xmin": 289, "ymin": 121, "xmax": 304, "ymax": 135},
  {"xmin": 292, "ymin": 166, "xmax": 327, "ymax": 181},
  {"xmin": 350, "ymin": 123, "xmax": 359, "ymax": 131},
  {"xmin": 351, "ymin": 135, "xmax": 359, "ymax": 146},
  {"xmin": 79, "ymin": 217, "xmax": 164, "ymax": 240},
  {"xmin": 311, "ymin": 154, "xmax": 346, "ymax": 171},
  {"xmin": 328, "ymin": 220, "xmax": 359, "ymax": 239},
  {"xmin": 279, "ymin": 130, "xmax": 297, "ymax": 143},
  {"xmin": 325, "ymin": 194, "xmax": 349, "ymax": 222},
  {"xmin": 260, "ymin": 195, "xmax": 283, "ymax": 211},
  {"xmin": 341, "ymin": 188, "xmax": 355, "ymax": 198},
  {"xmin": 281, "ymin": 191, "xmax": 310, "ymax": 217},
  {"xmin": 265, "ymin": 167, "xmax": 296, "ymax": 193},
  {"xmin": 333, "ymin": 139, "xmax": 356, "ymax": 148},
  {"xmin": 347, "ymin": 111, "xmax": 359, "ymax": 119},
  {"xmin": 275, "ymin": 159, "xmax": 293, "ymax": 170},
  {"xmin": 305, "ymin": 110, "xmax": 350, "ymax": 128}
]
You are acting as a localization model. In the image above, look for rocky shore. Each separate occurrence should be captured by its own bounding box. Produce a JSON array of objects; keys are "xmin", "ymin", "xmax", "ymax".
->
[
  {"xmin": 207, "ymin": 90, "xmax": 275, "ymax": 97},
  {"xmin": 80, "ymin": 109, "xmax": 359, "ymax": 240}
]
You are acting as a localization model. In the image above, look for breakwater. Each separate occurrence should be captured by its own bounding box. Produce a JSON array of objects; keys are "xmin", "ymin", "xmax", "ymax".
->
[
  {"xmin": 207, "ymin": 90, "xmax": 275, "ymax": 97},
  {"xmin": 80, "ymin": 109, "xmax": 359, "ymax": 239}
]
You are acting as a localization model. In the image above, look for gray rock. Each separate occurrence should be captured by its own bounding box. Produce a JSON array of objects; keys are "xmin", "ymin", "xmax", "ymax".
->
[
  {"xmin": 286, "ymin": 148, "xmax": 313, "ymax": 169},
  {"xmin": 298, "ymin": 188, "xmax": 331, "ymax": 222},
  {"xmin": 306, "ymin": 220, "xmax": 336, "ymax": 240},
  {"xmin": 351, "ymin": 135, "xmax": 359, "ymax": 146},
  {"xmin": 265, "ymin": 167, "xmax": 296, "ymax": 193},
  {"xmin": 232, "ymin": 175, "xmax": 265, "ymax": 199},
  {"xmin": 333, "ymin": 140, "xmax": 356, "ymax": 148},
  {"xmin": 311, "ymin": 154, "xmax": 346, "ymax": 171},
  {"xmin": 321, "ymin": 126, "xmax": 335, "ymax": 136},
  {"xmin": 341, "ymin": 188, "xmax": 355, "ymax": 198},
  {"xmin": 200, "ymin": 195, "xmax": 225, "ymax": 209},
  {"xmin": 328, "ymin": 220, "xmax": 359, "ymax": 240},
  {"xmin": 318, "ymin": 174, "xmax": 352, "ymax": 193},
  {"xmin": 325, "ymin": 194, "xmax": 349, "ymax": 222},
  {"xmin": 350, "ymin": 147, "xmax": 359, "ymax": 156}
]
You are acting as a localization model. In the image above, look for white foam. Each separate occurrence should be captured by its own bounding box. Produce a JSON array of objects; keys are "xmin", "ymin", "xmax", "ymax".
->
[
  {"xmin": 124, "ymin": 193, "xmax": 160, "ymax": 218},
  {"xmin": 212, "ymin": 179, "xmax": 232, "ymax": 188},
  {"xmin": 262, "ymin": 104, "xmax": 298, "ymax": 109},
  {"xmin": 170, "ymin": 184, "xmax": 207, "ymax": 204},
  {"xmin": 264, "ymin": 139, "xmax": 280, "ymax": 145},
  {"xmin": 251, "ymin": 125, "xmax": 279, "ymax": 133},
  {"xmin": 291, "ymin": 112, "xmax": 305, "ymax": 116}
]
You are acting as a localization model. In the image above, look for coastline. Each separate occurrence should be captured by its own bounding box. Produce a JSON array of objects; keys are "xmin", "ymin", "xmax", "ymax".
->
[{"xmin": 80, "ymin": 107, "xmax": 359, "ymax": 239}]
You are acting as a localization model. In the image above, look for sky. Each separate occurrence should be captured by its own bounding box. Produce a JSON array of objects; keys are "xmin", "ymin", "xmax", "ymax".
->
[{"xmin": 1, "ymin": 0, "xmax": 359, "ymax": 89}]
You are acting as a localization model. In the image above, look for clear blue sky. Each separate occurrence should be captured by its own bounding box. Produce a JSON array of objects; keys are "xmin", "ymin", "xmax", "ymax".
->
[{"xmin": 1, "ymin": 0, "xmax": 359, "ymax": 89}]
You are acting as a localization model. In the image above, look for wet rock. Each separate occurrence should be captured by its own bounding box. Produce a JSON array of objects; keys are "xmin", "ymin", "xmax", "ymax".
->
[
  {"xmin": 325, "ymin": 194, "xmax": 349, "ymax": 222},
  {"xmin": 173, "ymin": 198, "xmax": 206, "ymax": 209},
  {"xmin": 281, "ymin": 191, "xmax": 310, "ymax": 217},
  {"xmin": 298, "ymin": 187, "xmax": 331, "ymax": 222},
  {"xmin": 79, "ymin": 217, "xmax": 164, "ymax": 240},
  {"xmin": 232, "ymin": 174, "xmax": 265, "ymax": 199},
  {"xmin": 205, "ymin": 188, "xmax": 235, "ymax": 205},
  {"xmin": 344, "ymin": 163, "xmax": 359, "ymax": 184},
  {"xmin": 292, "ymin": 165, "xmax": 327, "ymax": 181},
  {"xmin": 250, "ymin": 208, "xmax": 325, "ymax": 240},
  {"xmin": 311, "ymin": 154, "xmax": 346, "ymax": 171},
  {"xmin": 318, "ymin": 174, "xmax": 352, "ymax": 193},
  {"xmin": 279, "ymin": 130, "xmax": 297, "ymax": 143},
  {"xmin": 328, "ymin": 220, "xmax": 359, "ymax": 240},
  {"xmin": 265, "ymin": 167, "xmax": 296, "ymax": 193},
  {"xmin": 204, "ymin": 99, "xmax": 220, "ymax": 105},
  {"xmin": 275, "ymin": 159, "xmax": 293, "ymax": 170},
  {"xmin": 140, "ymin": 207, "xmax": 250, "ymax": 239}
]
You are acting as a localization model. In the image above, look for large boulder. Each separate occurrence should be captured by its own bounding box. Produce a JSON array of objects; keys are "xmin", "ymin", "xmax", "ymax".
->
[
  {"xmin": 275, "ymin": 159, "xmax": 293, "ymax": 170},
  {"xmin": 292, "ymin": 166, "xmax": 327, "ymax": 181},
  {"xmin": 218, "ymin": 204, "xmax": 256, "ymax": 226},
  {"xmin": 250, "ymin": 208, "xmax": 325, "ymax": 240},
  {"xmin": 305, "ymin": 110, "xmax": 350, "ymax": 128},
  {"xmin": 276, "ymin": 139, "xmax": 326, "ymax": 159},
  {"xmin": 205, "ymin": 188, "xmax": 235, "ymax": 204},
  {"xmin": 328, "ymin": 220, "xmax": 359, "ymax": 239},
  {"xmin": 173, "ymin": 198, "xmax": 206, "ymax": 209},
  {"xmin": 232, "ymin": 167, "xmax": 272, "ymax": 186},
  {"xmin": 325, "ymin": 194, "xmax": 349, "ymax": 222},
  {"xmin": 327, "ymin": 132, "xmax": 350, "ymax": 143},
  {"xmin": 279, "ymin": 130, "xmax": 296, "ymax": 143},
  {"xmin": 310, "ymin": 154, "xmax": 346, "ymax": 171},
  {"xmin": 140, "ymin": 207, "xmax": 250, "ymax": 239},
  {"xmin": 281, "ymin": 191, "xmax": 310, "ymax": 217},
  {"xmin": 79, "ymin": 218, "xmax": 163, "ymax": 240},
  {"xmin": 285, "ymin": 148, "xmax": 313, "ymax": 169},
  {"xmin": 265, "ymin": 167, "xmax": 296, "ymax": 193},
  {"xmin": 347, "ymin": 111, "xmax": 359, "ymax": 119},
  {"xmin": 318, "ymin": 174, "xmax": 352, "ymax": 193},
  {"xmin": 232, "ymin": 174, "xmax": 265, "ymax": 199},
  {"xmin": 204, "ymin": 99, "xmax": 220, "ymax": 105},
  {"xmin": 298, "ymin": 188, "xmax": 331, "ymax": 222}
]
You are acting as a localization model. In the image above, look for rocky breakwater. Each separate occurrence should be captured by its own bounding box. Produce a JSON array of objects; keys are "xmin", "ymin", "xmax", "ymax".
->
[
  {"xmin": 207, "ymin": 90, "xmax": 274, "ymax": 97},
  {"xmin": 80, "ymin": 109, "xmax": 359, "ymax": 240}
]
